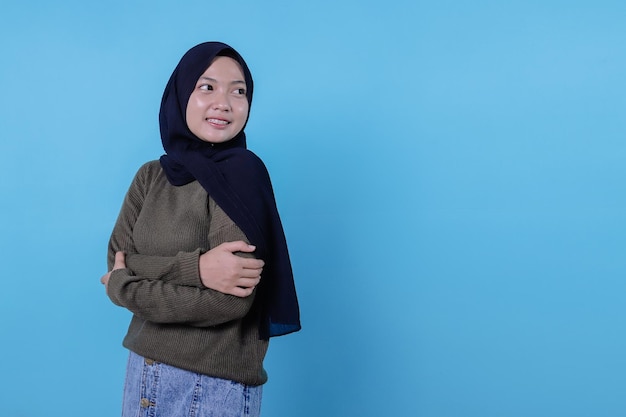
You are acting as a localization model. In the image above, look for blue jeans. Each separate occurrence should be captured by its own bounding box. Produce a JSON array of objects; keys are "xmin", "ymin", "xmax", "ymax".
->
[{"xmin": 122, "ymin": 351, "xmax": 263, "ymax": 417}]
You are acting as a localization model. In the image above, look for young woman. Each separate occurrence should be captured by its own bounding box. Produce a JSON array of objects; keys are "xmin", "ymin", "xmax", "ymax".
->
[{"xmin": 100, "ymin": 41, "xmax": 300, "ymax": 417}]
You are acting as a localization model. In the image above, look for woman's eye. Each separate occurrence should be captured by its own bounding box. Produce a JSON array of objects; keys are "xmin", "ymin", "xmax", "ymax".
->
[
  {"xmin": 234, "ymin": 88, "xmax": 246, "ymax": 95},
  {"xmin": 199, "ymin": 84, "xmax": 213, "ymax": 91}
]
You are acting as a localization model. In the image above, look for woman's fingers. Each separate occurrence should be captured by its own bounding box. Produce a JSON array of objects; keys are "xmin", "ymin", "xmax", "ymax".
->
[{"xmin": 113, "ymin": 251, "xmax": 126, "ymax": 270}]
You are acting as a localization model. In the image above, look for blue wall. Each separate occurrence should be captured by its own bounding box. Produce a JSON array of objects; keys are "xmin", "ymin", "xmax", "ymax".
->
[{"xmin": 1, "ymin": 0, "xmax": 625, "ymax": 415}]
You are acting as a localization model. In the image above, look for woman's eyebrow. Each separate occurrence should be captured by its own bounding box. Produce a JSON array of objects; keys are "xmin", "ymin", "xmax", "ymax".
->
[{"xmin": 199, "ymin": 76, "xmax": 246, "ymax": 85}]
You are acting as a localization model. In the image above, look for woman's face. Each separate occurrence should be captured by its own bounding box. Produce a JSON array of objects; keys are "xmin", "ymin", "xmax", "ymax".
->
[{"xmin": 186, "ymin": 56, "xmax": 249, "ymax": 144}]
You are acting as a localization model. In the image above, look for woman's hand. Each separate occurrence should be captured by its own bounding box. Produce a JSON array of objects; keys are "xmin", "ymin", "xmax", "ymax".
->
[
  {"xmin": 199, "ymin": 241, "xmax": 264, "ymax": 297},
  {"xmin": 100, "ymin": 251, "xmax": 127, "ymax": 293}
]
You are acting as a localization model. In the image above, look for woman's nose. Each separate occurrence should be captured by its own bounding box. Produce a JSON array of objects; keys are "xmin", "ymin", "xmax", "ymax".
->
[{"xmin": 212, "ymin": 92, "xmax": 230, "ymax": 110}]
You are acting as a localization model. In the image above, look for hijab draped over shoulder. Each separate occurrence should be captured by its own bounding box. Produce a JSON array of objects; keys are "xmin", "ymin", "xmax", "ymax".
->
[{"xmin": 159, "ymin": 41, "xmax": 300, "ymax": 339}]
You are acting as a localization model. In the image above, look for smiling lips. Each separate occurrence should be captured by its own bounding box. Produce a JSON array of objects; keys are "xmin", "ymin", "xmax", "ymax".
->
[{"xmin": 207, "ymin": 118, "xmax": 230, "ymax": 127}]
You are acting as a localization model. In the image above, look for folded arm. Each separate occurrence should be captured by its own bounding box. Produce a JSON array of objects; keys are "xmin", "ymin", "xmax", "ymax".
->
[{"xmin": 101, "ymin": 163, "xmax": 263, "ymax": 326}]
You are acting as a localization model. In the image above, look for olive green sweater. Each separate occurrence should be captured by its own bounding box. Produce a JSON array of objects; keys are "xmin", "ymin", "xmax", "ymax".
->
[{"xmin": 106, "ymin": 160, "xmax": 268, "ymax": 385}]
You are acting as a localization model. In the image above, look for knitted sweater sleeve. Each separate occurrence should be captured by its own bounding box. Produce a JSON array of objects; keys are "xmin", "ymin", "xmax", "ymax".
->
[{"xmin": 106, "ymin": 162, "xmax": 255, "ymax": 327}]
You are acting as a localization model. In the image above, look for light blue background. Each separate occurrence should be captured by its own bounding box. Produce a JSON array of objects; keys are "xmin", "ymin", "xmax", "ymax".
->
[{"xmin": 1, "ymin": 0, "xmax": 625, "ymax": 416}]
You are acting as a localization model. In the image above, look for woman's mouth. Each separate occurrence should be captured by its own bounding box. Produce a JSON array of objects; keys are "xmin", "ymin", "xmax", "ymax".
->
[{"xmin": 207, "ymin": 118, "xmax": 230, "ymax": 126}]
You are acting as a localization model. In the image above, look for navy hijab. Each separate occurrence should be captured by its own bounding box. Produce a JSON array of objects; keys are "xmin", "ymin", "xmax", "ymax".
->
[{"xmin": 159, "ymin": 42, "xmax": 300, "ymax": 339}]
